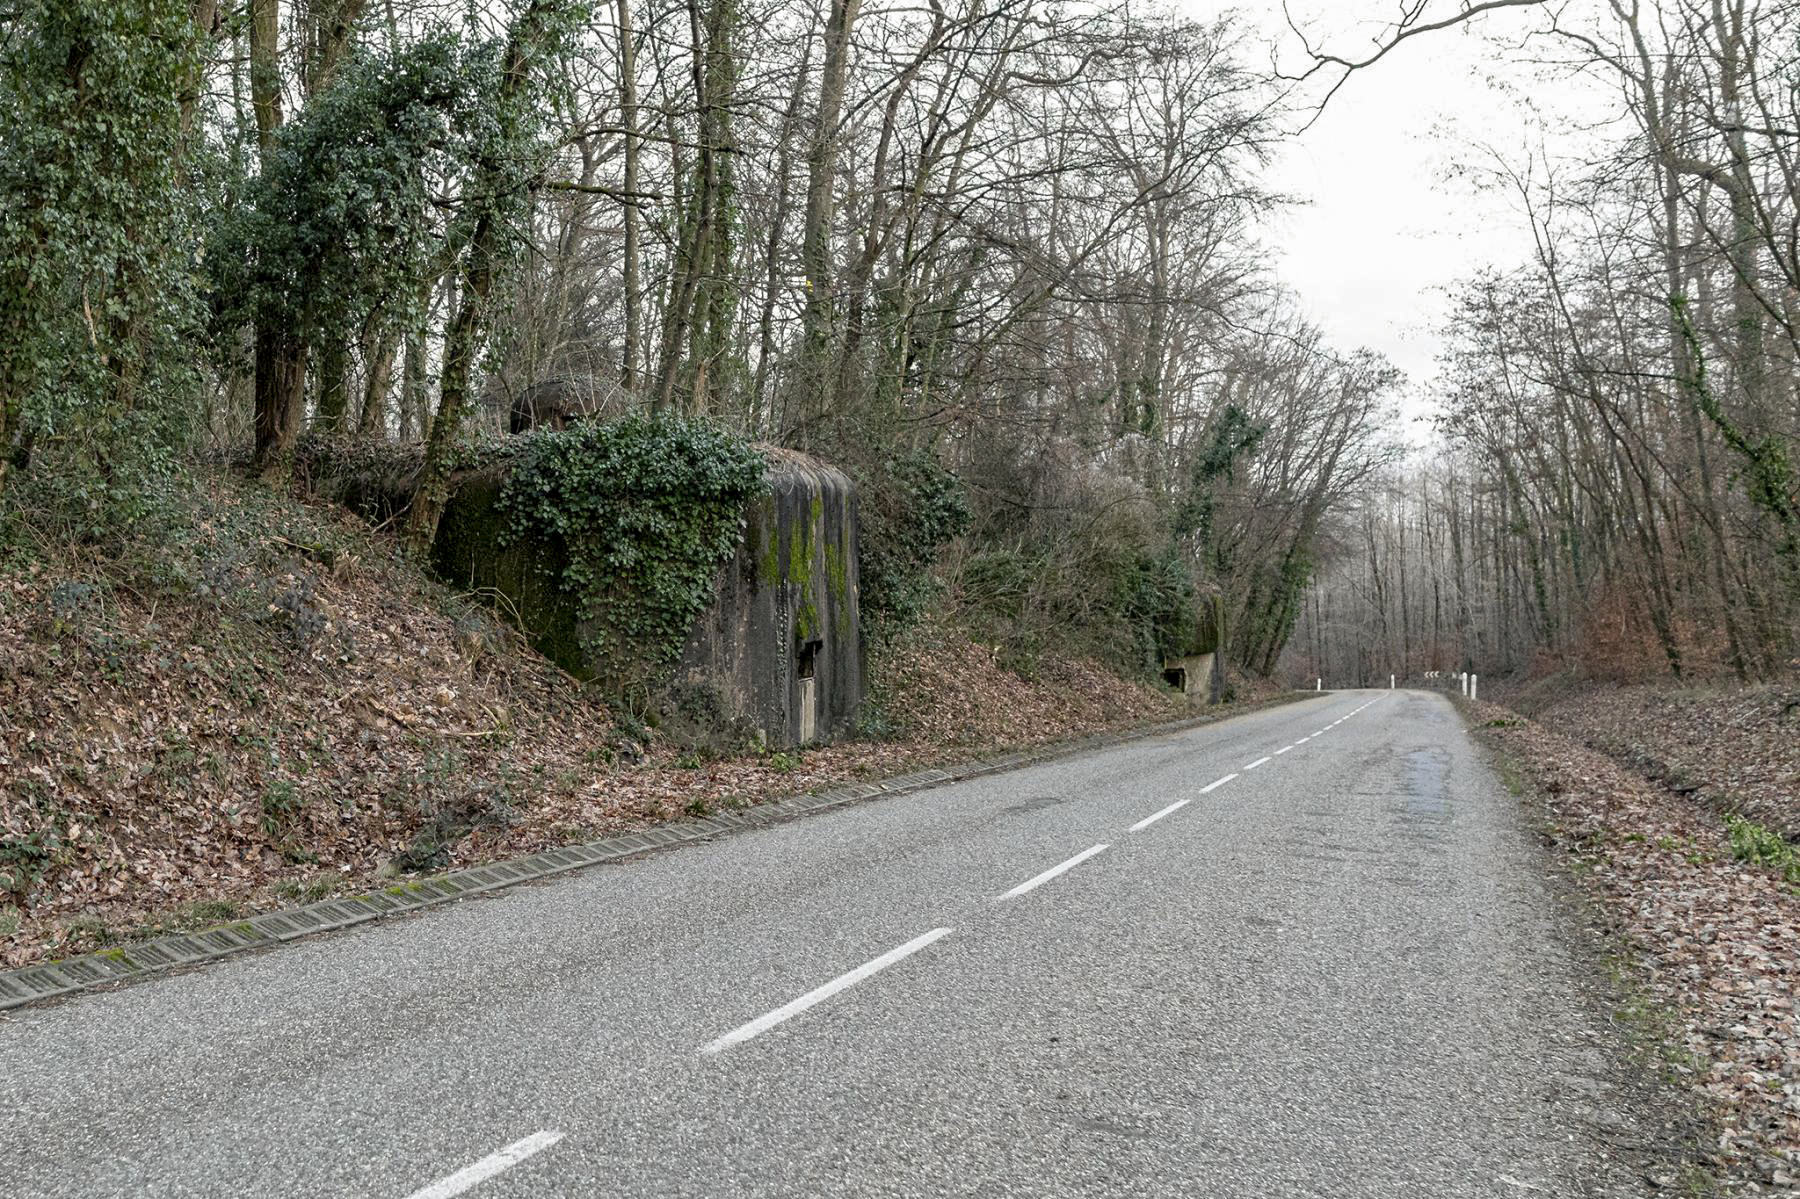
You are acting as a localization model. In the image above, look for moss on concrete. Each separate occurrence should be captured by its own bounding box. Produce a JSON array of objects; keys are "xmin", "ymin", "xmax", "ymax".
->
[
  {"xmin": 431, "ymin": 472, "xmax": 590, "ymax": 678},
  {"xmin": 756, "ymin": 507, "xmax": 782, "ymax": 589},
  {"xmin": 824, "ymin": 540, "xmax": 850, "ymax": 640}
]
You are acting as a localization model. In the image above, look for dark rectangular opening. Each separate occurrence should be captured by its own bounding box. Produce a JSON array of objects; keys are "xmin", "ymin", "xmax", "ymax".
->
[
  {"xmin": 1162, "ymin": 667, "xmax": 1186, "ymax": 692},
  {"xmin": 797, "ymin": 638, "xmax": 822, "ymax": 680}
]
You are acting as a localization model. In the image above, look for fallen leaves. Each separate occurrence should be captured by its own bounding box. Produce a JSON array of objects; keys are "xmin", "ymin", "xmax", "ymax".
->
[
  {"xmin": 0, "ymin": 477, "xmax": 617, "ymax": 967},
  {"xmin": 0, "ymin": 482, "xmax": 1213, "ymax": 974},
  {"xmin": 1474, "ymin": 697, "xmax": 1800, "ymax": 1189},
  {"xmin": 1528, "ymin": 683, "xmax": 1800, "ymax": 841}
]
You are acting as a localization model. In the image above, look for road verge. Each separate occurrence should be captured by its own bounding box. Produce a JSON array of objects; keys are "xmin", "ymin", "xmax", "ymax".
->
[{"xmin": 1462, "ymin": 696, "xmax": 1799, "ymax": 1193}]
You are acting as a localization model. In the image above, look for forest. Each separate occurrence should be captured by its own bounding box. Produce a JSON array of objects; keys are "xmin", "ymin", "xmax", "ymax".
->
[
  {"xmin": 3, "ymin": 0, "xmax": 1796, "ymax": 692},
  {"xmin": 0, "ymin": 0, "xmax": 1401, "ymax": 688},
  {"xmin": 1292, "ymin": 0, "xmax": 1800, "ymax": 688},
  {"xmin": 9, "ymin": 7, "xmax": 1800, "ymax": 1189}
]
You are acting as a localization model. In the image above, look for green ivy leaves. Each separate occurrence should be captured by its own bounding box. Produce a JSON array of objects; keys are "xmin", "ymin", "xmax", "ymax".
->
[
  {"xmin": 0, "ymin": 1, "xmax": 204, "ymax": 529},
  {"xmin": 496, "ymin": 414, "xmax": 766, "ymax": 688},
  {"xmin": 209, "ymin": 31, "xmax": 497, "ymax": 352},
  {"xmin": 857, "ymin": 450, "xmax": 971, "ymax": 645}
]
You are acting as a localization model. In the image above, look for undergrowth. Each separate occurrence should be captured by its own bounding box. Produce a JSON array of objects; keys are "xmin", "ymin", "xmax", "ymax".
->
[{"xmin": 1724, "ymin": 815, "xmax": 1800, "ymax": 887}]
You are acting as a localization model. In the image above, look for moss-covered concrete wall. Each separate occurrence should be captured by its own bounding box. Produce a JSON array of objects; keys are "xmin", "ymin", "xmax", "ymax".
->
[
  {"xmin": 305, "ymin": 439, "xmax": 864, "ymax": 748},
  {"xmin": 430, "ymin": 470, "xmax": 591, "ymax": 677},
  {"xmin": 1165, "ymin": 592, "xmax": 1227, "ymax": 704},
  {"xmin": 673, "ymin": 455, "xmax": 864, "ymax": 747}
]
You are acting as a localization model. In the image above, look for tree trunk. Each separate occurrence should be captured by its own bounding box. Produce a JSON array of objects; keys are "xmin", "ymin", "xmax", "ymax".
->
[
  {"xmin": 686, "ymin": 0, "xmax": 738, "ymax": 412},
  {"xmin": 301, "ymin": 0, "xmax": 368, "ymax": 98},
  {"xmin": 179, "ymin": 2, "xmax": 221, "ymax": 141},
  {"xmin": 248, "ymin": 0, "xmax": 282, "ymax": 157},
  {"xmin": 253, "ymin": 325, "xmax": 307, "ymax": 470},
  {"xmin": 358, "ymin": 328, "xmax": 398, "ymax": 437},
  {"xmin": 400, "ymin": 326, "xmax": 425, "ymax": 441},
  {"xmin": 654, "ymin": 0, "xmax": 737, "ymax": 413},
  {"xmin": 791, "ymin": 0, "xmax": 861, "ymax": 442},
  {"xmin": 750, "ymin": 23, "xmax": 814, "ymax": 432},
  {"xmin": 616, "ymin": 0, "xmax": 643, "ymax": 395},
  {"xmin": 314, "ymin": 339, "xmax": 350, "ymax": 432},
  {"xmin": 403, "ymin": 0, "xmax": 566, "ymax": 555},
  {"xmin": 247, "ymin": 0, "xmax": 296, "ymax": 473}
]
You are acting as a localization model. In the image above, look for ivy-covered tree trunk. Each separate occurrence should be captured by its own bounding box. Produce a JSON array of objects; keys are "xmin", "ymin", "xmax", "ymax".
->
[
  {"xmin": 0, "ymin": 1, "xmax": 203, "ymax": 509},
  {"xmin": 298, "ymin": 0, "xmax": 369, "ymax": 98},
  {"xmin": 399, "ymin": 271, "xmax": 437, "ymax": 441},
  {"xmin": 0, "ymin": 361, "xmax": 19, "ymax": 498},
  {"xmin": 248, "ymin": 0, "xmax": 283, "ymax": 157},
  {"xmin": 247, "ymin": 0, "xmax": 293, "ymax": 473},
  {"xmin": 253, "ymin": 328, "xmax": 308, "ymax": 467},
  {"xmin": 686, "ymin": 0, "xmax": 739, "ymax": 412},
  {"xmin": 1673, "ymin": 298, "xmax": 1800, "ymax": 599},
  {"xmin": 358, "ymin": 326, "xmax": 397, "ymax": 437},
  {"xmin": 654, "ymin": 0, "xmax": 738, "ymax": 413},
  {"xmin": 791, "ymin": 0, "xmax": 860, "ymax": 442},
  {"xmin": 400, "ymin": 325, "xmax": 426, "ymax": 441},
  {"xmin": 178, "ymin": 1, "xmax": 221, "ymax": 141},
  {"xmin": 406, "ymin": 292, "xmax": 483, "ymax": 553},
  {"xmin": 403, "ymin": 0, "xmax": 570, "ymax": 556},
  {"xmin": 245, "ymin": 0, "xmax": 368, "ymax": 468},
  {"xmin": 313, "ymin": 339, "xmax": 350, "ymax": 432}
]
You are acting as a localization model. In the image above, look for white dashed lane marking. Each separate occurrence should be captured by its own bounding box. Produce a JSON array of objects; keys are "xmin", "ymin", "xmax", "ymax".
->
[
  {"xmin": 700, "ymin": 928, "xmax": 955, "ymax": 1054},
  {"xmin": 999, "ymin": 845, "xmax": 1110, "ymax": 900},
  {"xmin": 401, "ymin": 1132, "xmax": 564, "ymax": 1199}
]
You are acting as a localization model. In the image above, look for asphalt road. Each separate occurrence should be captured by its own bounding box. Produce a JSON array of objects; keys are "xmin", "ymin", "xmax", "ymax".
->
[{"xmin": 0, "ymin": 690, "xmax": 1652, "ymax": 1197}]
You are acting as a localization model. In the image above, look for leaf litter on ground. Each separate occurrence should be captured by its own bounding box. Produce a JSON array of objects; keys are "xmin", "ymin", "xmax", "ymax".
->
[
  {"xmin": 1472, "ymin": 696, "xmax": 1800, "ymax": 1192},
  {"xmin": 0, "ymin": 477, "xmax": 1238, "ymax": 970}
]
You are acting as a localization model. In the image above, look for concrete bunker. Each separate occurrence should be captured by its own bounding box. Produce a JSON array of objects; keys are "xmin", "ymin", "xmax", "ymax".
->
[
  {"xmin": 303, "ymin": 437, "xmax": 863, "ymax": 750},
  {"xmin": 1161, "ymin": 593, "xmax": 1227, "ymax": 704},
  {"xmin": 671, "ymin": 451, "xmax": 863, "ymax": 749},
  {"xmin": 1161, "ymin": 653, "xmax": 1217, "ymax": 698},
  {"xmin": 424, "ymin": 448, "xmax": 861, "ymax": 750}
]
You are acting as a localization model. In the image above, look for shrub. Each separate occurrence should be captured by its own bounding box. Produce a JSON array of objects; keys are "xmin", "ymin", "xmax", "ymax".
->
[
  {"xmin": 1726, "ymin": 815, "xmax": 1800, "ymax": 886},
  {"xmin": 207, "ymin": 32, "xmax": 489, "ymax": 405},
  {"xmin": 0, "ymin": 1, "xmax": 206, "ymax": 535},
  {"xmin": 942, "ymin": 458, "xmax": 1199, "ymax": 678},
  {"xmin": 857, "ymin": 450, "xmax": 972, "ymax": 645}
]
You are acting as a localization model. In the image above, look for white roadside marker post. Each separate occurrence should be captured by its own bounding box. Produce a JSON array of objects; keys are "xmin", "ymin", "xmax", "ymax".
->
[
  {"xmin": 1390, "ymin": 674, "xmax": 1395, "ymax": 689},
  {"xmin": 1316, "ymin": 677, "xmax": 1321, "ymax": 691},
  {"xmin": 1471, "ymin": 674, "xmax": 1478, "ymax": 701}
]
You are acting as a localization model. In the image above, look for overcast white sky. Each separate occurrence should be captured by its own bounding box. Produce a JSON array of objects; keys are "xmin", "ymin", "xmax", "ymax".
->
[{"xmin": 1176, "ymin": 1, "xmax": 1613, "ymax": 417}]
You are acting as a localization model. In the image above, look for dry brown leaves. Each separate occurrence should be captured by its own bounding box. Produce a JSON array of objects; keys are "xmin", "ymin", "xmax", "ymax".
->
[
  {"xmin": 454, "ymin": 626, "xmax": 1200, "ymax": 874},
  {"xmin": 1530, "ymin": 684, "xmax": 1800, "ymax": 842},
  {"xmin": 0, "ymin": 496, "xmax": 1203, "ymax": 972},
  {"xmin": 0, "ymin": 478, "xmax": 617, "ymax": 967},
  {"xmin": 871, "ymin": 626, "xmax": 1183, "ymax": 749},
  {"xmin": 1475, "ymin": 700, "xmax": 1800, "ymax": 1189}
]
